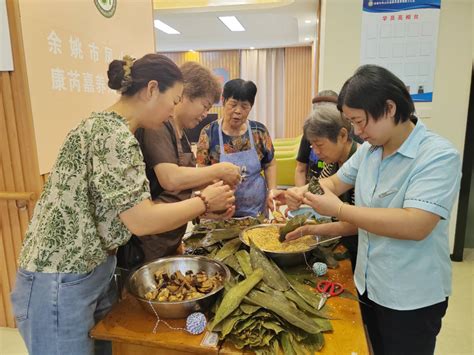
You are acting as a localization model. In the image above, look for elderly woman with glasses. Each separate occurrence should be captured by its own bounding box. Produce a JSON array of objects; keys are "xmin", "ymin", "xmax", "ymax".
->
[
  {"xmin": 134, "ymin": 62, "xmax": 241, "ymax": 262},
  {"xmin": 196, "ymin": 79, "xmax": 277, "ymax": 217}
]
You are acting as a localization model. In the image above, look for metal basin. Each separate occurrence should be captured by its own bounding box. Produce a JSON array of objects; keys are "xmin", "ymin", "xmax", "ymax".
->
[
  {"xmin": 127, "ymin": 255, "xmax": 231, "ymax": 319},
  {"xmin": 240, "ymin": 224, "xmax": 340, "ymax": 268}
]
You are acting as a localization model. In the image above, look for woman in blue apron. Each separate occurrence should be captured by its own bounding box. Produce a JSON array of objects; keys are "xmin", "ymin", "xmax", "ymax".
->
[{"xmin": 197, "ymin": 79, "xmax": 276, "ymax": 217}]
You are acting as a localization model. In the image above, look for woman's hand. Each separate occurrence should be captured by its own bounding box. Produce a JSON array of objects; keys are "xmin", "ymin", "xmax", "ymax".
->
[
  {"xmin": 303, "ymin": 184, "xmax": 342, "ymax": 217},
  {"xmin": 266, "ymin": 189, "xmax": 285, "ymax": 211},
  {"xmin": 285, "ymin": 186, "xmax": 306, "ymax": 211},
  {"xmin": 284, "ymin": 225, "xmax": 322, "ymax": 242},
  {"xmin": 202, "ymin": 206, "xmax": 236, "ymax": 220},
  {"xmin": 201, "ymin": 181, "xmax": 235, "ymax": 212},
  {"xmin": 215, "ymin": 162, "xmax": 241, "ymax": 188}
]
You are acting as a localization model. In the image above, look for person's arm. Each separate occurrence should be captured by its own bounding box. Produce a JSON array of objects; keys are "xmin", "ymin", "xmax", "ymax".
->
[
  {"xmin": 120, "ymin": 181, "xmax": 235, "ymax": 236},
  {"xmin": 93, "ymin": 124, "xmax": 233, "ymax": 244},
  {"xmin": 154, "ymin": 162, "xmax": 240, "ymax": 192},
  {"xmin": 285, "ymin": 221, "xmax": 358, "ymax": 241},
  {"xmin": 264, "ymin": 158, "xmax": 277, "ymax": 190},
  {"xmin": 337, "ymin": 205, "xmax": 439, "ymax": 241},
  {"xmin": 257, "ymin": 124, "xmax": 278, "ymax": 210},
  {"xmin": 264, "ymin": 158, "xmax": 277, "ymax": 210},
  {"xmin": 295, "ymin": 162, "xmax": 308, "ymax": 187},
  {"xmin": 303, "ymin": 186, "xmax": 440, "ymax": 241},
  {"xmin": 303, "ymin": 146, "xmax": 461, "ymax": 241}
]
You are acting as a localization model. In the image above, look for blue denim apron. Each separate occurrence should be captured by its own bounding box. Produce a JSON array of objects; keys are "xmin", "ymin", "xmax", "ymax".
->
[{"xmin": 218, "ymin": 120, "xmax": 267, "ymax": 217}]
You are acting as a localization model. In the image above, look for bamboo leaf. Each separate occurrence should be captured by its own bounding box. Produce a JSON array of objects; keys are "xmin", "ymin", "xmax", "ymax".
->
[
  {"xmin": 281, "ymin": 333, "xmax": 297, "ymax": 355},
  {"xmin": 208, "ymin": 268, "xmax": 264, "ymax": 330},
  {"xmin": 211, "ymin": 227, "xmax": 241, "ymax": 241},
  {"xmin": 250, "ymin": 240, "xmax": 290, "ymax": 291},
  {"xmin": 284, "ymin": 289, "xmax": 327, "ymax": 318},
  {"xmin": 240, "ymin": 303, "xmax": 261, "ymax": 315},
  {"xmin": 245, "ymin": 289, "xmax": 322, "ymax": 334},
  {"xmin": 235, "ymin": 249, "xmax": 253, "ymax": 277},
  {"xmin": 286, "ymin": 274, "xmax": 321, "ymax": 310},
  {"xmin": 222, "ymin": 254, "xmax": 244, "ymax": 276},
  {"xmin": 214, "ymin": 238, "xmax": 241, "ymax": 261}
]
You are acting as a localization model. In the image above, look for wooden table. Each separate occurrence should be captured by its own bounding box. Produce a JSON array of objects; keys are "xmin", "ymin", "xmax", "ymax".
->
[{"xmin": 90, "ymin": 258, "xmax": 370, "ymax": 354}]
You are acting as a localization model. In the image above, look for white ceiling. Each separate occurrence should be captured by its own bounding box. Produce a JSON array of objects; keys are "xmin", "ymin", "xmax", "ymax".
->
[{"xmin": 154, "ymin": 0, "xmax": 318, "ymax": 52}]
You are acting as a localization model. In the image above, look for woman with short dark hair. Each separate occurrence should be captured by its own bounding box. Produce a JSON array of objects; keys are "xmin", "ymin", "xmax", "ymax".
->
[
  {"xmin": 197, "ymin": 79, "xmax": 277, "ymax": 217},
  {"xmin": 288, "ymin": 64, "xmax": 461, "ymax": 354}
]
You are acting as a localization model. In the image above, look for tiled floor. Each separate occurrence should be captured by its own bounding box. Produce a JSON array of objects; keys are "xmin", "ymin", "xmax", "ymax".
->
[{"xmin": 1, "ymin": 249, "xmax": 473, "ymax": 355}]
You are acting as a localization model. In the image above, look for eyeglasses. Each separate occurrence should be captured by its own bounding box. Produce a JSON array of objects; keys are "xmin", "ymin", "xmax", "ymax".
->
[{"xmin": 349, "ymin": 117, "xmax": 368, "ymax": 131}]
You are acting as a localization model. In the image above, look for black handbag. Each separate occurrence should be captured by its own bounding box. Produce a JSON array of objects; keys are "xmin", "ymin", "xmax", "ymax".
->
[{"xmin": 116, "ymin": 235, "xmax": 145, "ymax": 270}]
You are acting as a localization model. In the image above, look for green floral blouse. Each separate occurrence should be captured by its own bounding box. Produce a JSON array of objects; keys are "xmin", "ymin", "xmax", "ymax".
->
[{"xmin": 19, "ymin": 112, "xmax": 150, "ymax": 273}]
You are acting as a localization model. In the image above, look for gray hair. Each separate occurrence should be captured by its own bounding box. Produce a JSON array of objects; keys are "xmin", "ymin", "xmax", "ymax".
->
[
  {"xmin": 303, "ymin": 104, "xmax": 352, "ymax": 143},
  {"xmin": 312, "ymin": 89, "xmax": 338, "ymax": 107}
]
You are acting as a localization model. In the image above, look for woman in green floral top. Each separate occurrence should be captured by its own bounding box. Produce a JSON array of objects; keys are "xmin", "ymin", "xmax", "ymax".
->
[{"xmin": 10, "ymin": 54, "xmax": 235, "ymax": 355}]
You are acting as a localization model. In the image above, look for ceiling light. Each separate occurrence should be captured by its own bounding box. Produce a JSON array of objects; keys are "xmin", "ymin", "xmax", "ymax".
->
[
  {"xmin": 250, "ymin": 46, "xmax": 255, "ymax": 50},
  {"xmin": 189, "ymin": 49, "xmax": 196, "ymax": 52},
  {"xmin": 218, "ymin": 16, "xmax": 245, "ymax": 32},
  {"xmin": 304, "ymin": 37, "xmax": 311, "ymax": 41},
  {"xmin": 305, "ymin": 20, "xmax": 311, "ymax": 24},
  {"xmin": 154, "ymin": 20, "xmax": 180, "ymax": 35}
]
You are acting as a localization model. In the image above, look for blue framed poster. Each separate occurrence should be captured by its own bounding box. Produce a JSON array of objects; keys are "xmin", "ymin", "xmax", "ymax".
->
[{"xmin": 361, "ymin": 0, "xmax": 441, "ymax": 102}]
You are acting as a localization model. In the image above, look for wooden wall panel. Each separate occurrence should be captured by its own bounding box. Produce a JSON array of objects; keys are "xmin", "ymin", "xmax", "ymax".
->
[
  {"xmin": 160, "ymin": 50, "xmax": 240, "ymax": 118},
  {"xmin": 0, "ymin": 0, "xmax": 42, "ymax": 328},
  {"xmin": 284, "ymin": 46, "xmax": 313, "ymax": 138}
]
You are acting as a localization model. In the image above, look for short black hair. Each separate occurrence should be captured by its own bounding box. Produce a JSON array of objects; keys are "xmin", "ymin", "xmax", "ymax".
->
[
  {"xmin": 222, "ymin": 79, "xmax": 257, "ymax": 106},
  {"xmin": 338, "ymin": 65, "xmax": 414, "ymax": 124}
]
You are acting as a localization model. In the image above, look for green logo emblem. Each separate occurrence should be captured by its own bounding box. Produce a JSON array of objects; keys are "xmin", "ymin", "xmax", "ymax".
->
[{"xmin": 94, "ymin": 0, "xmax": 117, "ymax": 18}]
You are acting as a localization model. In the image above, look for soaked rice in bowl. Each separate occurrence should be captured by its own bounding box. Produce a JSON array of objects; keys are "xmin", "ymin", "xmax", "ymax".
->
[{"xmin": 242, "ymin": 225, "xmax": 317, "ymax": 253}]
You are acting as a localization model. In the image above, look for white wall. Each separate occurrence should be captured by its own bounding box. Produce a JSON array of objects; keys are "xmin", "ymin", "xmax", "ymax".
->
[{"xmin": 319, "ymin": 0, "xmax": 473, "ymax": 251}]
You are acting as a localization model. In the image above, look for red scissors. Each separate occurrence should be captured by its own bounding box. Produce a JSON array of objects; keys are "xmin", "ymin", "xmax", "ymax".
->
[{"xmin": 316, "ymin": 280, "xmax": 344, "ymax": 310}]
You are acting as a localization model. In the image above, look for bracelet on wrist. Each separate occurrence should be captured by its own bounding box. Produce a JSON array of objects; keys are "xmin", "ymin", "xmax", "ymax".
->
[
  {"xmin": 194, "ymin": 191, "xmax": 210, "ymax": 215},
  {"xmin": 337, "ymin": 202, "xmax": 345, "ymax": 221}
]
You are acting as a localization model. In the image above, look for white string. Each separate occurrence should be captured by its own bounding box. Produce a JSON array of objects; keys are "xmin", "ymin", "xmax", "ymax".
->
[
  {"xmin": 148, "ymin": 299, "xmax": 187, "ymax": 334},
  {"xmin": 303, "ymin": 251, "xmax": 313, "ymax": 271}
]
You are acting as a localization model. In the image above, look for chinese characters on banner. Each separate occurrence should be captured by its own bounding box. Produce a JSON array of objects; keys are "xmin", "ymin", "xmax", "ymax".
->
[
  {"xmin": 47, "ymin": 30, "xmax": 122, "ymax": 94},
  {"xmin": 360, "ymin": 0, "xmax": 441, "ymax": 102},
  {"xmin": 18, "ymin": 0, "xmax": 155, "ymax": 173}
]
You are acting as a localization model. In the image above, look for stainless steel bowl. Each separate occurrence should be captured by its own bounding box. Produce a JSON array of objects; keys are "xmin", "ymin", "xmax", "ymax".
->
[
  {"xmin": 127, "ymin": 255, "xmax": 231, "ymax": 319},
  {"xmin": 240, "ymin": 224, "xmax": 340, "ymax": 268}
]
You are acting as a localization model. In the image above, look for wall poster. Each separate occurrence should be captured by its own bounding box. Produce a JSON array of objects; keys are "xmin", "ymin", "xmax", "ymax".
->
[{"xmin": 361, "ymin": 0, "xmax": 441, "ymax": 102}]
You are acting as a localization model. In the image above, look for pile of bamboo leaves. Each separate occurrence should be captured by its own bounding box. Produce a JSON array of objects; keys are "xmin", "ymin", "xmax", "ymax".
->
[{"xmin": 208, "ymin": 241, "xmax": 333, "ymax": 354}]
